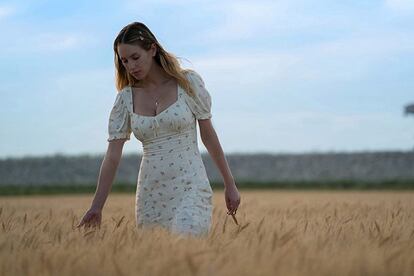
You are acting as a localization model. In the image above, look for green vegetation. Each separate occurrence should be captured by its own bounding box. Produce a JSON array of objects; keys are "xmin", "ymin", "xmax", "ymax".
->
[{"xmin": 1, "ymin": 180, "xmax": 414, "ymax": 196}]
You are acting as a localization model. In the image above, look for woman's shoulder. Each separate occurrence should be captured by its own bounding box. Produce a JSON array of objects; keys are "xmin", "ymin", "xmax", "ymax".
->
[
  {"xmin": 182, "ymin": 68, "xmax": 202, "ymax": 79},
  {"xmin": 116, "ymin": 86, "xmax": 132, "ymax": 100},
  {"xmin": 111, "ymin": 86, "xmax": 131, "ymax": 108},
  {"xmin": 120, "ymin": 85, "xmax": 132, "ymax": 94},
  {"xmin": 182, "ymin": 69, "xmax": 206, "ymax": 89}
]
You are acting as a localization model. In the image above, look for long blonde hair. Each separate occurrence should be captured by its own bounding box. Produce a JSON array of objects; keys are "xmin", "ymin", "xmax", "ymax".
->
[{"xmin": 113, "ymin": 22, "xmax": 196, "ymax": 97}]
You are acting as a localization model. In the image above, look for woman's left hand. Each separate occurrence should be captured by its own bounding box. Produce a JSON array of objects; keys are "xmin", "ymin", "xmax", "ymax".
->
[{"xmin": 224, "ymin": 180, "xmax": 241, "ymax": 216}]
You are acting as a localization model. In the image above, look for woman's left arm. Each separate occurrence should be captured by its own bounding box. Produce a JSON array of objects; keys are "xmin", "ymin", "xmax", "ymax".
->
[{"xmin": 198, "ymin": 119, "xmax": 241, "ymax": 215}]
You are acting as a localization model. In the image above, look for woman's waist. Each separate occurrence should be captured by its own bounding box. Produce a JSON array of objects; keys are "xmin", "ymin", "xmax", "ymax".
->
[{"xmin": 142, "ymin": 132, "xmax": 198, "ymax": 156}]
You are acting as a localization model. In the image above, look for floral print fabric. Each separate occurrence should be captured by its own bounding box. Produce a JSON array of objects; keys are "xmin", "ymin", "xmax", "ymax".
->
[{"xmin": 107, "ymin": 70, "xmax": 213, "ymax": 237}]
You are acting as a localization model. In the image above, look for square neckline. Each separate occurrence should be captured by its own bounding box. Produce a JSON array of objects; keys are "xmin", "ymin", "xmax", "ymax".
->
[{"xmin": 129, "ymin": 83, "xmax": 182, "ymax": 118}]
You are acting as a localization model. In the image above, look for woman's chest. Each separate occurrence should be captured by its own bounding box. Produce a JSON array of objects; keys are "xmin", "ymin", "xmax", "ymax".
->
[{"xmin": 129, "ymin": 95, "xmax": 196, "ymax": 140}]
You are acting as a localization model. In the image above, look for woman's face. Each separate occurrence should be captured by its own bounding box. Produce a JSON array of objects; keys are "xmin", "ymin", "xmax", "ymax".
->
[{"xmin": 117, "ymin": 43, "xmax": 156, "ymax": 80}]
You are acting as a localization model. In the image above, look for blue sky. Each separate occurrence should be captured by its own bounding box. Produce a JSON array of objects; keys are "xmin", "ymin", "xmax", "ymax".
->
[{"xmin": 1, "ymin": 0, "xmax": 414, "ymax": 158}]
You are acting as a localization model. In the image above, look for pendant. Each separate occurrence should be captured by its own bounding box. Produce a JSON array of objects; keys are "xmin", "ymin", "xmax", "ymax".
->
[{"xmin": 155, "ymin": 101, "xmax": 158, "ymax": 106}]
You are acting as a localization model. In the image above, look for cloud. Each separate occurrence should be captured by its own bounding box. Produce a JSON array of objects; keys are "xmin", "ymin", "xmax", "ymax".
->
[
  {"xmin": 213, "ymin": 109, "xmax": 413, "ymax": 153},
  {"xmin": 0, "ymin": 30, "xmax": 96, "ymax": 54},
  {"xmin": 384, "ymin": 0, "xmax": 414, "ymax": 13},
  {"xmin": 31, "ymin": 32, "xmax": 88, "ymax": 51},
  {"xmin": 0, "ymin": 4, "xmax": 15, "ymax": 19},
  {"xmin": 198, "ymin": 1, "xmax": 279, "ymax": 42},
  {"xmin": 188, "ymin": 0, "xmax": 372, "ymax": 46},
  {"xmin": 2, "ymin": 0, "xmax": 414, "ymax": 156},
  {"xmin": 0, "ymin": 3, "xmax": 100, "ymax": 54},
  {"xmin": 189, "ymin": 29, "xmax": 414, "ymax": 92}
]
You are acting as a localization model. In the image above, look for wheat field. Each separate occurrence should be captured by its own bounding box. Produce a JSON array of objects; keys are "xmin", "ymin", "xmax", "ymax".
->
[{"xmin": 1, "ymin": 190, "xmax": 413, "ymax": 276}]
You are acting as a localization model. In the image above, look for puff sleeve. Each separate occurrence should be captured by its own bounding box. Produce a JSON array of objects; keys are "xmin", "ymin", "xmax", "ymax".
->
[
  {"xmin": 184, "ymin": 70, "xmax": 212, "ymax": 120},
  {"xmin": 107, "ymin": 92, "xmax": 132, "ymax": 142}
]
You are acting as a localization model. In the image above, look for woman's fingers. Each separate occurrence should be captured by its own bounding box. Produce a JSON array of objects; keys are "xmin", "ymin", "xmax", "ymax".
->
[
  {"xmin": 77, "ymin": 214, "xmax": 94, "ymax": 228},
  {"xmin": 226, "ymin": 200, "xmax": 240, "ymax": 214},
  {"xmin": 76, "ymin": 219, "xmax": 85, "ymax": 228},
  {"xmin": 227, "ymin": 207, "xmax": 237, "ymax": 215}
]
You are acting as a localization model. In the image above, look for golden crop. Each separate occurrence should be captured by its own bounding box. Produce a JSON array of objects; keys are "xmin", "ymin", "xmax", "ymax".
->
[{"xmin": 1, "ymin": 190, "xmax": 413, "ymax": 276}]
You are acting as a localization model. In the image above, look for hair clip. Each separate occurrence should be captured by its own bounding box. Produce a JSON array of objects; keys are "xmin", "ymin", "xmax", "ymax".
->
[{"xmin": 130, "ymin": 35, "xmax": 144, "ymax": 42}]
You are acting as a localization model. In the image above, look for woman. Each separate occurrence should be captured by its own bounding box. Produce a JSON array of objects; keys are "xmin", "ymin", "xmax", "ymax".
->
[{"xmin": 77, "ymin": 22, "xmax": 240, "ymax": 237}]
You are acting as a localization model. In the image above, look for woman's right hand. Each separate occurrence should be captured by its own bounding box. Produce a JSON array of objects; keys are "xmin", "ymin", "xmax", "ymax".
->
[{"xmin": 76, "ymin": 208, "xmax": 102, "ymax": 229}]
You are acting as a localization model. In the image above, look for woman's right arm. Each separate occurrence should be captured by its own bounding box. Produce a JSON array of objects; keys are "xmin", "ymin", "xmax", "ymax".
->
[
  {"xmin": 90, "ymin": 139, "xmax": 127, "ymax": 210},
  {"xmin": 77, "ymin": 139, "xmax": 127, "ymax": 228}
]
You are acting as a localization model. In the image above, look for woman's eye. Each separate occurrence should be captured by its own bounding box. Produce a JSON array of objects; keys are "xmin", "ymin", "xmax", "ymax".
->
[{"xmin": 121, "ymin": 56, "xmax": 139, "ymax": 63}]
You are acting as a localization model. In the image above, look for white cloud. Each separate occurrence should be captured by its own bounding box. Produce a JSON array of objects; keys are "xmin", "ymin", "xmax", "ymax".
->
[
  {"xmin": 2, "ymin": 0, "xmax": 414, "ymax": 156},
  {"xmin": 0, "ymin": 4, "xmax": 99, "ymax": 54},
  {"xmin": 189, "ymin": 1, "xmax": 357, "ymax": 45},
  {"xmin": 0, "ymin": 31, "xmax": 97, "ymax": 54},
  {"xmin": 125, "ymin": 0, "xmax": 203, "ymax": 4},
  {"xmin": 0, "ymin": 4, "xmax": 15, "ymax": 19},
  {"xmin": 213, "ymin": 109, "xmax": 414, "ymax": 154},
  {"xmin": 50, "ymin": 67, "xmax": 117, "ymax": 110},
  {"xmin": 189, "ymin": 30, "xmax": 414, "ymax": 92},
  {"xmin": 384, "ymin": 0, "xmax": 414, "ymax": 13},
  {"xmin": 199, "ymin": 1, "xmax": 278, "ymax": 42},
  {"xmin": 32, "ymin": 32, "xmax": 87, "ymax": 51}
]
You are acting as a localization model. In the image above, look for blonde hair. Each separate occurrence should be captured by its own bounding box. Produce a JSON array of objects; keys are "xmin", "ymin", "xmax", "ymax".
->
[{"xmin": 113, "ymin": 22, "xmax": 196, "ymax": 97}]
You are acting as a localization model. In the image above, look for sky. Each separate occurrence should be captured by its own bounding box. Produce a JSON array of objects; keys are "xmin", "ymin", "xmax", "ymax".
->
[{"xmin": 1, "ymin": 0, "xmax": 414, "ymax": 159}]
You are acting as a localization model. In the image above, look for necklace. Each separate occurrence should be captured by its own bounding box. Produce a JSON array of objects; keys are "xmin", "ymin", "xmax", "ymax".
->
[
  {"xmin": 132, "ymin": 78, "xmax": 172, "ymax": 112},
  {"xmin": 147, "ymin": 78, "xmax": 172, "ymax": 107},
  {"xmin": 149, "ymin": 91, "xmax": 163, "ymax": 107}
]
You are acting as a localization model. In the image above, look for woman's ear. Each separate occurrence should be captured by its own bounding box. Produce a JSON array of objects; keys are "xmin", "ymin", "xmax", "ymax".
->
[{"xmin": 151, "ymin": 43, "xmax": 157, "ymax": 57}]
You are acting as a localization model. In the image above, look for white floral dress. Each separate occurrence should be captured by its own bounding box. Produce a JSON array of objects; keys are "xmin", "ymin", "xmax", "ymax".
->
[{"xmin": 107, "ymin": 70, "xmax": 214, "ymax": 237}]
